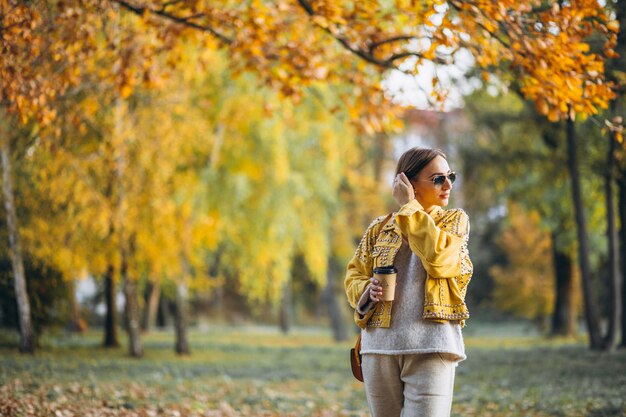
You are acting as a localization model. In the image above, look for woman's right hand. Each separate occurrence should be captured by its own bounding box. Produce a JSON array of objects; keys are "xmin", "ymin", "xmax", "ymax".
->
[
  {"xmin": 392, "ymin": 172, "xmax": 415, "ymax": 206},
  {"xmin": 369, "ymin": 277, "xmax": 383, "ymax": 302}
]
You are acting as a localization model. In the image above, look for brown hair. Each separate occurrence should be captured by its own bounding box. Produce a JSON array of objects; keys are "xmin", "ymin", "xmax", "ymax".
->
[{"xmin": 395, "ymin": 147, "xmax": 446, "ymax": 180}]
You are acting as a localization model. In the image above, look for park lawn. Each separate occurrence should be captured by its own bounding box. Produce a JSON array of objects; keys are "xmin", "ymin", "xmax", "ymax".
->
[{"xmin": 0, "ymin": 325, "xmax": 625, "ymax": 417}]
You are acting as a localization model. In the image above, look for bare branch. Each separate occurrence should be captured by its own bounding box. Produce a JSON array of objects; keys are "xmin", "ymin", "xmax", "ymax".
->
[
  {"xmin": 179, "ymin": 13, "xmax": 206, "ymax": 23},
  {"xmin": 448, "ymin": 0, "xmax": 511, "ymax": 48},
  {"xmin": 111, "ymin": 0, "xmax": 233, "ymax": 45},
  {"xmin": 161, "ymin": 0, "xmax": 185, "ymax": 9},
  {"xmin": 296, "ymin": 0, "xmax": 314, "ymax": 15},
  {"xmin": 386, "ymin": 51, "xmax": 450, "ymax": 66},
  {"xmin": 332, "ymin": 35, "xmax": 395, "ymax": 69},
  {"xmin": 296, "ymin": 0, "xmax": 406, "ymax": 71},
  {"xmin": 112, "ymin": 0, "xmax": 447, "ymax": 76},
  {"xmin": 368, "ymin": 35, "xmax": 417, "ymax": 53}
]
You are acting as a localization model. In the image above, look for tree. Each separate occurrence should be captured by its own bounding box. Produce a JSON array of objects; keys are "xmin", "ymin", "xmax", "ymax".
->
[
  {"xmin": 107, "ymin": 1, "xmax": 621, "ymax": 348},
  {"xmin": 452, "ymin": 2, "xmax": 620, "ymax": 349},
  {"xmin": 603, "ymin": 0, "xmax": 626, "ymax": 350},
  {"xmin": 106, "ymin": 0, "xmax": 623, "ymax": 150},
  {"xmin": 0, "ymin": 112, "xmax": 34, "ymax": 352},
  {"xmin": 490, "ymin": 204, "xmax": 555, "ymax": 328},
  {"xmin": 460, "ymin": 89, "xmax": 609, "ymax": 335},
  {"xmin": 1, "ymin": 0, "xmax": 172, "ymax": 353},
  {"xmin": 565, "ymin": 116, "xmax": 603, "ymax": 348},
  {"xmin": 3, "ymin": 0, "xmax": 621, "ymax": 352}
]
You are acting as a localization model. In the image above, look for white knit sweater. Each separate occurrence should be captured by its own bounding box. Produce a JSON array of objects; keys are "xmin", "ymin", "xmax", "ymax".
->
[{"xmin": 357, "ymin": 238, "xmax": 466, "ymax": 362}]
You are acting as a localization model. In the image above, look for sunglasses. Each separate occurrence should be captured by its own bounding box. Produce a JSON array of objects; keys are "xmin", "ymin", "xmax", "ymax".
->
[{"xmin": 416, "ymin": 172, "xmax": 456, "ymax": 187}]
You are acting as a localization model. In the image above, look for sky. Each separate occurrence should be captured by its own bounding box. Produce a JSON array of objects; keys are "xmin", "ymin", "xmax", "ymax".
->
[{"xmin": 382, "ymin": 47, "xmax": 481, "ymax": 112}]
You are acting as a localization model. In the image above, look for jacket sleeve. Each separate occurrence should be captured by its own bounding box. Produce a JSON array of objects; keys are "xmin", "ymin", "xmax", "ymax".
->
[
  {"xmin": 451, "ymin": 229, "xmax": 473, "ymax": 329},
  {"xmin": 395, "ymin": 199, "xmax": 468, "ymax": 279},
  {"xmin": 344, "ymin": 219, "xmax": 379, "ymax": 310}
]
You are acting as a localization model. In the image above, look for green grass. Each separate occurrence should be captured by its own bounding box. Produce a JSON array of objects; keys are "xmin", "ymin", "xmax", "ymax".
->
[{"xmin": 1, "ymin": 324, "xmax": 625, "ymax": 416}]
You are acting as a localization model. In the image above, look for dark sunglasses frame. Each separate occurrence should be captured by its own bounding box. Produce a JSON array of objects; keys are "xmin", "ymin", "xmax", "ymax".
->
[{"xmin": 416, "ymin": 172, "xmax": 456, "ymax": 187}]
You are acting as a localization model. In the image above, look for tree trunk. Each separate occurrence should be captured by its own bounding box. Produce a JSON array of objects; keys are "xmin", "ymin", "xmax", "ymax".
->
[
  {"xmin": 123, "ymin": 278, "xmax": 143, "ymax": 357},
  {"xmin": 372, "ymin": 133, "xmax": 391, "ymax": 184},
  {"xmin": 604, "ymin": 131, "xmax": 622, "ymax": 351},
  {"xmin": 111, "ymin": 2, "xmax": 140, "ymax": 356},
  {"xmin": 0, "ymin": 128, "xmax": 35, "ymax": 353},
  {"xmin": 142, "ymin": 280, "xmax": 160, "ymax": 332},
  {"xmin": 103, "ymin": 263, "xmax": 119, "ymax": 347},
  {"xmin": 122, "ymin": 237, "xmax": 142, "ymax": 357},
  {"xmin": 279, "ymin": 278, "xmax": 293, "ymax": 334},
  {"xmin": 208, "ymin": 248, "xmax": 225, "ymax": 319},
  {"xmin": 565, "ymin": 116, "xmax": 603, "ymax": 349},
  {"xmin": 210, "ymin": 124, "xmax": 224, "ymax": 168},
  {"xmin": 321, "ymin": 258, "xmax": 348, "ymax": 342},
  {"xmin": 212, "ymin": 286, "xmax": 225, "ymax": 320},
  {"xmin": 67, "ymin": 280, "xmax": 86, "ymax": 332},
  {"xmin": 619, "ymin": 173, "xmax": 626, "ymax": 348},
  {"xmin": 607, "ymin": 0, "xmax": 626, "ymax": 350},
  {"xmin": 174, "ymin": 280, "xmax": 191, "ymax": 355},
  {"xmin": 158, "ymin": 293, "xmax": 172, "ymax": 328},
  {"xmin": 550, "ymin": 232, "xmax": 577, "ymax": 337}
]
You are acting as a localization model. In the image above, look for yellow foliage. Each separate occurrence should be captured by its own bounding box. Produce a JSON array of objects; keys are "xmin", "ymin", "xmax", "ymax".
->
[
  {"xmin": 5, "ymin": 9, "xmax": 398, "ymax": 310},
  {"xmin": 490, "ymin": 204, "xmax": 555, "ymax": 320}
]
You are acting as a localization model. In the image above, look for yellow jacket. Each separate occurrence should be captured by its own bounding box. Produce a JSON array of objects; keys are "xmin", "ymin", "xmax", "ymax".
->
[{"xmin": 344, "ymin": 199, "xmax": 473, "ymax": 329}]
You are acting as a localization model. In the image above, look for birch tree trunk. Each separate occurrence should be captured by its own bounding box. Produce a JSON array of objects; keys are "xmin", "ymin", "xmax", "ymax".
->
[
  {"xmin": 142, "ymin": 280, "xmax": 160, "ymax": 332},
  {"xmin": 174, "ymin": 279, "xmax": 190, "ymax": 355},
  {"xmin": 124, "ymin": 281, "xmax": 143, "ymax": 357},
  {"xmin": 122, "ymin": 244, "xmax": 143, "ymax": 357},
  {"xmin": 67, "ymin": 280, "xmax": 86, "ymax": 332},
  {"xmin": 0, "ymin": 120, "xmax": 35, "ymax": 353},
  {"xmin": 279, "ymin": 278, "xmax": 293, "ymax": 334}
]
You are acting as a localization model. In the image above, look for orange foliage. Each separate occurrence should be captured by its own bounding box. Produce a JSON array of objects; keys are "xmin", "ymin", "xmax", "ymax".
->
[
  {"xmin": 113, "ymin": 0, "xmax": 617, "ymax": 122},
  {"xmin": 1, "ymin": 0, "xmax": 619, "ymax": 132},
  {"xmin": 448, "ymin": 0, "xmax": 618, "ymax": 121}
]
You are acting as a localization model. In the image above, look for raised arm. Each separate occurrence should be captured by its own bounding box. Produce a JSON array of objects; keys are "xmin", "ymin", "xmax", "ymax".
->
[{"xmin": 395, "ymin": 200, "xmax": 468, "ymax": 279}]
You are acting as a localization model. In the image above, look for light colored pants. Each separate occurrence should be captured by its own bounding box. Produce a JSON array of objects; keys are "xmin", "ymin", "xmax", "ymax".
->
[{"xmin": 361, "ymin": 353, "xmax": 456, "ymax": 417}]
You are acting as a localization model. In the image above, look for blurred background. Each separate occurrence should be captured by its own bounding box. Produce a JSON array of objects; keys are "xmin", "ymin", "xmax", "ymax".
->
[{"xmin": 1, "ymin": 1, "xmax": 625, "ymax": 416}]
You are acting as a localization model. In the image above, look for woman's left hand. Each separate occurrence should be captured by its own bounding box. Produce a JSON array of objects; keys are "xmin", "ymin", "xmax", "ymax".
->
[
  {"xmin": 392, "ymin": 172, "xmax": 415, "ymax": 206},
  {"xmin": 368, "ymin": 278, "xmax": 383, "ymax": 303}
]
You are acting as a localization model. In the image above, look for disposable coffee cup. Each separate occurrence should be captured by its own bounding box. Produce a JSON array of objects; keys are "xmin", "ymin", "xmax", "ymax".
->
[{"xmin": 373, "ymin": 266, "xmax": 398, "ymax": 301}]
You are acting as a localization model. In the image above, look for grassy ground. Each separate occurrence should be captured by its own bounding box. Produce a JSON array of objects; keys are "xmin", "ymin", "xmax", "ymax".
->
[{"xmin": 1, "ymin": 324, "xmax": 625, "ymax": 417}]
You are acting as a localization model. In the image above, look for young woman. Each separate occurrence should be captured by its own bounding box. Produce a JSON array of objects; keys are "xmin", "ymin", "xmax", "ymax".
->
[{"xmin": 345, "ymin": 147, "xmax": 473, "ymax": 417}]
